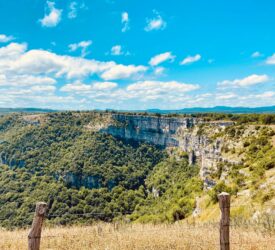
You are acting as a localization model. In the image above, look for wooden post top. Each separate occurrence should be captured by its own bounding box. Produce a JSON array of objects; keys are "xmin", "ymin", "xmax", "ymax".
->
[
  {"xmin": 35, "ymin": 202, "xmax": 48, "ymax": 216},
  {"xmin": 218, "ymin": 193, "xmax": 230, "ymax": 209},
  {"xmin": 218, "ymin": 192, "xmax": 230, "ymax": 197}
]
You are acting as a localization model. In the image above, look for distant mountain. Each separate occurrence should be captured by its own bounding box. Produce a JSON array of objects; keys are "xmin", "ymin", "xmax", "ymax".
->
[
  {"xmin": 1, "ymin": 106, "xmax": 275, "ymax": 115},
  {"xmin": 0, "ymin": 108, "xmax": 57, "ymax": 114},
  {"xmin": 146, "ymin": 106, "xmax": 275, "ymax": 114}
]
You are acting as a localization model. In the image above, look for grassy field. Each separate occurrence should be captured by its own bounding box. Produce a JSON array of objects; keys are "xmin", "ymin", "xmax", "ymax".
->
[{"xmin": 0, "ymin": 222, "xmax": 274, "ymax": 250}]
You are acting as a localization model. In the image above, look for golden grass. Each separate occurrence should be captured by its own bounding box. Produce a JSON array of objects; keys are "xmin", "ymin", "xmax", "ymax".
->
[{"xmin": 0, "ymin": 223, "xmax": 274, "ymax": 250}]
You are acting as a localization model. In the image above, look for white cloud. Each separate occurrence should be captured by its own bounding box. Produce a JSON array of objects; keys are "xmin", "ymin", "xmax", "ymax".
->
[
  {"xmin": 254, "ymin": 91, "xmax": 275, "ymax": 98},
  {"xmin": 121, "ymin": 12, "xmax": 130, "ymax": 32},
  {"xmin": 149, "ymin": 52, "xmax": 175, "ymax": 66},
  {"xmin": 68, "ymin": 40, "xmax": 92, "ymax": 57},
  {"xmin": 110, "ymin": 45, "xmax": 130, "ymax": 56},
  {"xmin": 60, "ymin": 81, "xmax": 92, "ymax": 92},
  {"xmin": 216, "ymin": 93, "xmax": 237, "ymax": 100},
  {"xmin": 60, "ymin": 81, "xmax": 117, "ymax": 93},
  {"xmin": 30, "ymin": 85, "xmax": 56, "ymax": 93},
  {"xmin": 93, "ymin": 81, "xmax": 117, "ymax": 90},
  {"xmin": 0, "ymin": 42, "xmax": 146, "ymax": 80},
  {"xmin": 39, "ymin": 1, "xmax": 62, "ymax": 27},
  {"xmin": 180, "ymin": 54, "xmax": 201, "ymax": 65},
  {"xmin": 266, "ymin": 54, "xmax": 275, "ymax": 64},
  {"xmin": 218, "ymin": 74, "xmax": 269, "ymax": 88},
  {"xmin": 126, "ymin": 81, "xmax": 199, "ymax": 101},
  {"xmin": 60, "ymin": 80, "xmax": 199, "ymax": 104},
  {"xmin": 3, "ymin": 48, "xmax": 111, "ymax": 78},
  {"xmin": 68, "ymin": 2, "xmax": 86, "ymax": 19},
  {"xmin": 68, "ymin": 2, "xmax": 77, "ymax": 19},
  {"xmin": 0, "ymin": 34, "xmax": 15, "ymax": 43},
  {"xmin": 111, "ymin": 45, "xmax": 122, "ymax": 56},
  {"xmin": 101, "ymin": 65, "xmax": 147, "ymax": 80},
  {"xmin": 145, "ymin": 11, "xmax": 166, "ymax": 31},
  {"xmin": 251, "ymin": 51, "xmax": 262, "ymax": 58},
  {"xmin": 0, "ymin": 74, "xmax": 56, "ymax": 87},
  {"xmin": 0, "ymin": 42, "xmax": 206, "ymax": 109},
  {"xmin": 0, "ymin": 42, "xmax": 27, "ymax": 59},
  {"xmin": 154, "ymin": 67, "xmax": 165, "ymax": 75}
]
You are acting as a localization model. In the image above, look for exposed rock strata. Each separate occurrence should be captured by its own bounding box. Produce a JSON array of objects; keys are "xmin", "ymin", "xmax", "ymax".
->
[{"xmin": 102, "ymin": 114, "xmax": 235, "ymax": 188}]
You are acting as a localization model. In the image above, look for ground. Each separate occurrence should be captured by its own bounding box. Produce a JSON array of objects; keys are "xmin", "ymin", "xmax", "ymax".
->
[{"xmin": 0, "ymin": 223, "xmax": 274, "ymax": 250}]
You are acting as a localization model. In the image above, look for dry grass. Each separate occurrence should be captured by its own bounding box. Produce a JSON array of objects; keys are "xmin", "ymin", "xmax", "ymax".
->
[{"xmin": 0, "ymin": 223, "xmax": 274, "ymax": 250}]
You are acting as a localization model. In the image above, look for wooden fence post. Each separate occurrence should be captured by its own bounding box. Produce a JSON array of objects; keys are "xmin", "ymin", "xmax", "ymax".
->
[
  {"xmin": 28, "ymin": 202, "xmax": 47, "ymax": 250},
  {"xmin": 218, "ymin": 192, "xmax": 230, "ymax": 250}
]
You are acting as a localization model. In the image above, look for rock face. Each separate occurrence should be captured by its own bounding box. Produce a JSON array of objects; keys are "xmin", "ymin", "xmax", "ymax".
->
[
  {"xmin": 104, "ymin": 114, "xmax": 202, "ymax": 147},
  {"xmin": 61, "ymin": 173, "xmax": 105, "ymax": 189},
  {"xmin": 102, "ymin": 114, "xmax": 235, "ymax": 188}
]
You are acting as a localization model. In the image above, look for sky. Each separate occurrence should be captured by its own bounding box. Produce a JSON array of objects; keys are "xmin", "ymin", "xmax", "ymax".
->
[{"xmin": 0, "ymin": 0, "xmax": 275, "ymax": 110}]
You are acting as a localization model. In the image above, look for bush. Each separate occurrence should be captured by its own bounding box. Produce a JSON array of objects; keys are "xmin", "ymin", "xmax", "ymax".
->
[{"xmin": 208, "ymin": 181, "xmax": 233, "ymax": 203}]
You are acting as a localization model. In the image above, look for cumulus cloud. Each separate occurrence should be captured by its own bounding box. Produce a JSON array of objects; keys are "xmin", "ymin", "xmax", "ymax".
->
[
  {"xmin": 68, "ymin": 40, "xmax": 92, "ymax": 57},
  {"xmin": 121, "ymin": 12, "xmax": 130, "ymax": 32},
  {"xmin": 149, "ymin": 52, "xmax": 175, "ymax": 66},
  {"xmin": 61, "ymin": 81, "xmax": 117, "ymax": 93},
  {"xmin": 266, "ymin": 54, "xmax": 275, "ymax": 64},
  {"xmin": 180, "ymin": 54, "xmax": 201, "ymax": 65},
  {"xmin": 218, "ymin": 74, "xmax": 269, "ymax": 88},
  {"xmin": 124, "ymin": 81, "xmax": 199, "ymax": 101},
  {"xmin": 30, "ymin": 85, "xmax": 56, "ymax": 93},
  {"xmin": 111, "ymin": 45, "xmax": 122, "ymax": 56},
  {"xmin": 0, "ymin": 42, "xmax": 205, "ymax": 109},
  {"xmin": 0, "ymin": 34, "xmax": 15, "ymax": 43},
  {"xmin": 0, "ymin": 42, "xmax": 27, "ymax": 59},
  {"xmin": 145, "ymin": 11, "xmax": 166, "ymax": 32},
  {"xmin": 109, "ymin": 45, "xmax": 130, "ymax": 56},
  {"xmin": 60, "ymin": 81, "xmax": 92, "ymax": 92},
  {"xmin": 127, "ymin": 80, "xmax": 198, "ymax": 92},
  {"xmin": 0, "ymin": 42, "xmax": 147, "ymax": 80},
  {"xmin": 39, "ymin": 1, "xmax": 62, "ymax": 27},
  {"xmin": 0, "ymin": 74, "xmax": 56, "ymax": 87},
  {"xmin": 60, "ymin": 80, "xmax": 199, "ymax": 104},
  {"xmin": 93, "ymin": 81, "xmax": 117, "ymax": 90},
  {"xmin": 101, "ymin": 65, "xmax": 147, "ymax": 80}
]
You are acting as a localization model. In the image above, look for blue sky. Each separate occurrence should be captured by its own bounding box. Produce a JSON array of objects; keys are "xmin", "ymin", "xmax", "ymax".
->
[{"xmin": 0, "ymin": 0, "xmax": 275, "ymax": 110}]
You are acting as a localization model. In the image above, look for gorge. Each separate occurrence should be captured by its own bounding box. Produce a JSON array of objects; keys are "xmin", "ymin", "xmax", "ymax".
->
[{"xmin": 99, "ymin": 113, "xmax": 237, "ymax": 188}]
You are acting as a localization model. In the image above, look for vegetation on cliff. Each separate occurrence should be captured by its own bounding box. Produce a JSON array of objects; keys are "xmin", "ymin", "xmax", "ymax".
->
[{"xmin": 0, "ymin": 111, "xmax": 274, "ymax": 228}]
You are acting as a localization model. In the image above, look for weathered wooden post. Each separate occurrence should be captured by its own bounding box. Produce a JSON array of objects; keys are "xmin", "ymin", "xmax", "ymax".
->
[
  {"xmin": 28, "ymin": 202, "xmax": 47, "ymax": 250},
  {"xmin": 218, "ymin": 192, "xmax": 230, "ymax": 250}
]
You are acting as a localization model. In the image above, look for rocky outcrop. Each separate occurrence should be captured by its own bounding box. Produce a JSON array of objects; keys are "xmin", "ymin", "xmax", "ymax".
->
[
  {"xmin": 101, "ymin": 114, "xmax": 235, "ymax": 188},
  {"xmin": 59, "ymin": 172, "xmax": 117, "ymax": 190},
  {"xmin": 0, "ymin": 151, "xmax": 25, "ymax": 168},
  {"xmin": 103, "ymin": 114, "xmax": 203, "ymax": 147}
]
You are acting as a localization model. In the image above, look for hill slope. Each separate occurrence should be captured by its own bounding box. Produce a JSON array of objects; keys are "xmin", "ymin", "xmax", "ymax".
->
[{"xmin": 0, "ymin": 111, "xmax": 274, "ymax": 228}]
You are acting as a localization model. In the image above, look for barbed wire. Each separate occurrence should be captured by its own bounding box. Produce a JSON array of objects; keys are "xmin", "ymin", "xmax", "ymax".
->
[
  {"xmin": 0, "ymin": 203, "xmax": 273, "ymax": 219},
  {"xmin": 0, "ymin": 202, "xmax": 273, "ymax": 221},
  {"xmin": 47, "ymin": 211, "xmax": 134, "ymax": 218}
]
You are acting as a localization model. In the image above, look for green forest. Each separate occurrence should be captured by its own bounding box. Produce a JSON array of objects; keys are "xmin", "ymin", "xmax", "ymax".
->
[{"xmin": 0, "ymin": 112, "xmax": 274, "ymax": 229}]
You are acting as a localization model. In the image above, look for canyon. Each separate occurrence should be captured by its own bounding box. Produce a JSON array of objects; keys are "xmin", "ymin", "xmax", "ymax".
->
[{"xmin": 100, "ymin": 113, "xmax": 237, "ymax": 188}]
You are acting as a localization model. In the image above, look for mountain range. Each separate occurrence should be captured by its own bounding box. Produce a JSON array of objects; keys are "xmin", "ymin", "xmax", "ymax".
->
[{"xmin": 1, "ymin": 106, "xmax": 275, "ymax": 115}]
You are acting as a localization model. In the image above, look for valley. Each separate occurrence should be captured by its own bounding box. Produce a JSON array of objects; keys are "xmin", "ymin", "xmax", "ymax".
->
[{"xmin": 0, "ymin": 111, "xmax": 274, "ymax": 229}]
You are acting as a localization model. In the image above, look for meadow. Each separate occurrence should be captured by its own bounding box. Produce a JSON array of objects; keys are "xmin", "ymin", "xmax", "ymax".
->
[{"xmin": 0, "ymin": 222, "xmax": 274, "ymax": 250}]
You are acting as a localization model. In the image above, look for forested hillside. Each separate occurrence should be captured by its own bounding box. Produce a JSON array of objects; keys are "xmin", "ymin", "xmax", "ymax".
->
[{"xmin": 0, "ymin": 112, "xmax": 274, "ymax": 229}]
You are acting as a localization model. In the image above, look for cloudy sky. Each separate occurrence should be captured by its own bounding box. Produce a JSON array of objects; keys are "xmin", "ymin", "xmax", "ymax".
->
[{"xmin": 0, "ymin": 0, "xmax": 275, "ymax": 110}]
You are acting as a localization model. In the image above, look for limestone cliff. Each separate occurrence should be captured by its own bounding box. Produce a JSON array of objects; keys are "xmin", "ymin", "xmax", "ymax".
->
[{"xmin": 100, "ymin": 114, "xmax": 236, "ymax": 188}]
